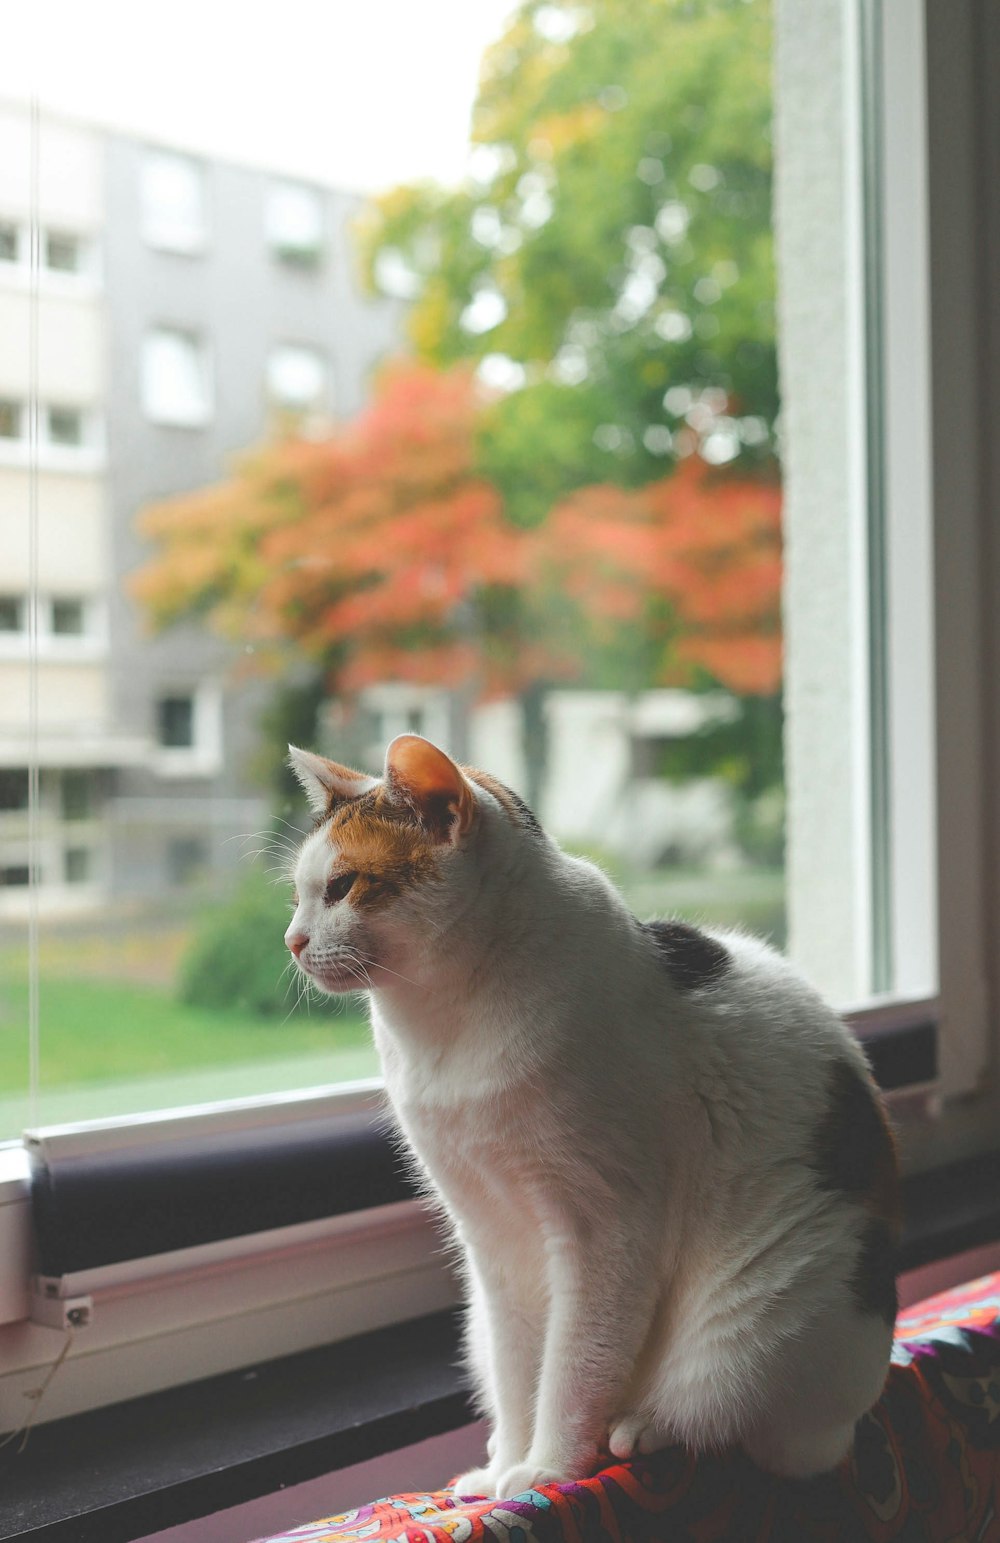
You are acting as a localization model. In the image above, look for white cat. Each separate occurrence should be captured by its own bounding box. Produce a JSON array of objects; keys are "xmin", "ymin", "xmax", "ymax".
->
[{"xmin": 285, "ymin": 734, "xmax": 899, "ymax": 1496}]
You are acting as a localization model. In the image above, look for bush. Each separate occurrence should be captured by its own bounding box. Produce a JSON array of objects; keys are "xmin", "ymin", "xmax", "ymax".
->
[{"xmin": 179, "ymin": 872, "xmax": 305, "ymax": 1018}]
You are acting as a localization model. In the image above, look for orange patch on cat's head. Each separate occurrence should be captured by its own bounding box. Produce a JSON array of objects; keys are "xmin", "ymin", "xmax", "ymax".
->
[{"xmin": 326, "ymin": 790, "xmax": 441, "ymax": 912}]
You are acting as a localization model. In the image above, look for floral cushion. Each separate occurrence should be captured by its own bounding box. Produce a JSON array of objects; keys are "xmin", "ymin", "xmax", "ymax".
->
[{"xmin": 256, "ymin": 1272, "xmax": 1000, "ymax": 1542}]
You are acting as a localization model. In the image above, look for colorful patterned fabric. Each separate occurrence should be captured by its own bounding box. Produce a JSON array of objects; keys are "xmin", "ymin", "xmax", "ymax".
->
[{"xmin": 256, "ymin": 1273, "xmax": 1000, "ymax": 1543}]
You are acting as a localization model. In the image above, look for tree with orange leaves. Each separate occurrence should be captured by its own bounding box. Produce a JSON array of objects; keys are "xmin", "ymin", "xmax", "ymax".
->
[
  {"xmin": 133, "ymin": 365, "xmax": 542, "ymax": 748},
  {"xmin": 134, "ymin": 358, "xmax": 782, "ymax": 810},
  {"xmin": 536, "ymin": 455, "xmax": 781, "ymax": 694}
]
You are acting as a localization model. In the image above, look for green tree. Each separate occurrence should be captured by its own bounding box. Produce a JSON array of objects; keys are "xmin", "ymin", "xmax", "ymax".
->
[{"xmin": 359, "ymin": 0, "xmax": 776, "ymax": 527}]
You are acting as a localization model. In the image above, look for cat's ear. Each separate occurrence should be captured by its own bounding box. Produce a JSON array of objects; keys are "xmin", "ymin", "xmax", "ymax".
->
[
  {"xmin": 383, "ymin": 735, "xmax": 477, "ymax": 843},
  {"xmin": 287, "ymin": 745, "xmax": 376, "ymax": 818}
]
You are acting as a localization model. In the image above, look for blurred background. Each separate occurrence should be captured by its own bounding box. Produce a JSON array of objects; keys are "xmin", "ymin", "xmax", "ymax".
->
[{"xmin": 0, "ymin": 0, "xmax": 783, "ymax": 1133}]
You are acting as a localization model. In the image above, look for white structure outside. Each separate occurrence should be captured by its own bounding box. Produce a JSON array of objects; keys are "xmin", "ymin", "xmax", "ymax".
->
[{"xmin": 357, "ymin": 685, "xmax": 742, "ymax": 868}]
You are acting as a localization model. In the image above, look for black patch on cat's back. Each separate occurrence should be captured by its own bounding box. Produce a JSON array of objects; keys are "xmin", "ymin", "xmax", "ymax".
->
[
  {"xmin": 812, "ymin": 1059, "xmax": 892, "ymax": 1199},
  {"xmin": 852, "ymin": 1218, "xmax": 898, "ymax": 1326},
  {"xmin": 643, "ymin": 920, "xmax": 730, "ymax": 992},
  {"xmin": 503, "ymin": 784, "xmax": 543, "ymax": 835}
]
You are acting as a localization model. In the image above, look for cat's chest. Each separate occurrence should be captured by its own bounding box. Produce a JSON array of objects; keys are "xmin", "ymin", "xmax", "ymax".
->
[{"xmin": 390, "ymin": 1067, "xmax": 554, "ymax": 1214}]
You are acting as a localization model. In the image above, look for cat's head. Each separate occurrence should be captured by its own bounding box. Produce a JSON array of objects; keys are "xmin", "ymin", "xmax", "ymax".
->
[{"xmin": 284, "ymin": 734, "xmax": 532, "ymax": 994}]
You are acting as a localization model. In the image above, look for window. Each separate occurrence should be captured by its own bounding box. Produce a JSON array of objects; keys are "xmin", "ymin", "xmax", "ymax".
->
[
  {"xmin": 266, "ymin": 180, "xmax": 325, "ymax": 265},
  {"xmin": 141, "ymin": 328, "xmax": 212, "ymax": 425},
  {"xmin": 267, "ymin": 343, "xmax": 328, "ymax": 410},
  {"xmin": 44, "ymin": 231, "xmax": 81, "ymax": 273},
  {"xmin": 51, "ymin": 598, "xmax": 86, "ymax": 635},
  {"xmin": 64, "ymin": 847, "xmax": 92, "ymax": 883},
  {"xmin": 141, "ymin": 149, "xmax": 207, "ymax": 252},
  {"xmin": 0, "ymin": 399, "xmax": 21, "ymax": 439},
  {"xmin": 0, "ymin": 770, "xmax": 29, "ymax": 812},
  {"xmin": 156, "ymin": 693, "xmax": 195, "ymax": 748},
  {"xmin": 0, "ymin": 596, "xmax": 24, "ymax": 632},
  {"xmin": 2, "ymin": 0, "xmax": 999, "ymax": 1449},
  {"xmin": 61, "ymin": 771, "xmax": 94, "ymax": 821},
  {"xmin": 0, "ymin": 221, "xmax": 18, "ymax": 263},
  {"xmin": 46, "ymin": 406, "xmax": 84, "ymax": 447}
]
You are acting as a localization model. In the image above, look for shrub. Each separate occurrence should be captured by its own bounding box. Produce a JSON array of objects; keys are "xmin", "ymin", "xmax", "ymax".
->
[{"xmin": 178, "ymin": 871, "xmax": 304, "ymax": 1018}]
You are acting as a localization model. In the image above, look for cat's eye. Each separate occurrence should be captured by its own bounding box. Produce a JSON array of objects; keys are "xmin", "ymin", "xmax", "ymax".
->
[{"xmin": 324, "ymin": 871, "xmax": 357, "ymax": 905}]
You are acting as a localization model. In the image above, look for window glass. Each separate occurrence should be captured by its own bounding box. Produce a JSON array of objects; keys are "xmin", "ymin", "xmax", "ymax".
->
[
  {"xmin": 0, "ymin": 596, "xmax": 24, "ymax": 632},
  {"xmin": 61, "ymin": 771, "xmax": 94, "ymax": 821},
  {"xmin": 0, "ymin": 221, "xmax": 18, "ymax": 262},
  {"xmin": 0, "ymin": 771, "xmax": 29, "ymax": 812},
  {"xmin": 3, "ymin": 0, "xmax": 907, "ymax": 1137},
  {"xmin": 157, "ymin": 694, "xmax": 195, "ymax": 748},
  {"xmin": 141, "ymin": 150, "xmax": 207, "ymax": 252},
  {"xmin": 266, "ymin": 181, "xmax": 324, "ymax": 264},
  {"xmin": 45, "ymin": 231, "xmax": 81, "ymax": 273},
  {"xmin": 64, "ymin": 847, "xmax": 92, "ymax": 884},
  {"xmin": 142, "ymin": 329, "xmax": 211, "ymax": 425},
  {"xmin": 267, "ymin": 344, "xmax": 327, "ymax": 409},
  {"xmin": 0, "ymin": 400, "xmax": 21, "ymax": 439},
  {"xmin": 47, "ymin": 407, "xmax": 84, "ymax": 446},
  {"xmin": 51, "ymin": 598, "xmax": 86, "ymax": 635}
]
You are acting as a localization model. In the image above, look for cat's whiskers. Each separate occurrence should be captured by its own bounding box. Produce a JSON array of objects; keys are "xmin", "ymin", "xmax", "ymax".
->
[{"xmin": 351, "ymin": 950, "xmax": 419, "ymax": 988}]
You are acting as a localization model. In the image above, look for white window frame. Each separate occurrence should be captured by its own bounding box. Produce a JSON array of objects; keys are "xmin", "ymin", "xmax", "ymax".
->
[
  {"xmin": 776, "ymin": 0, "xmax": 993, "ymax": 1103},
  {"xmin": 1, "ymin": 0, "xmax": 998, "ymax": 1436},
  {"xmin": 150, "ymin": 679, "xmax": 223, "ymax": 777}
]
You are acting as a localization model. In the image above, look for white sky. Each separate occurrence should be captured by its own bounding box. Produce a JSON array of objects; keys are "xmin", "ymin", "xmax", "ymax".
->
[{"xmin": 0, "ymin": 0, "xmax": 519, "ymax": 193}]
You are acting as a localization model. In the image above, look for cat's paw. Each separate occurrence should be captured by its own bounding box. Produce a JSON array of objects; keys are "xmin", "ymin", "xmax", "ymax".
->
[
  {"xmin": 493, "ymin": 1460, "xmax": 576, "ymax": 1497},
  {"xmin": 608, "ymin": 1416, "xmax": 674, "ymax": 1459},
  {"xmin": 451, "ymin": 1465, "xmax": 499, "ymax": 1498}
]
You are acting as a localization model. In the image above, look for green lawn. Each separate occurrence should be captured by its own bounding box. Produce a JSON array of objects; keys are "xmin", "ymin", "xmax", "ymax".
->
[
  {"xmin": 0, "ymin": 863, "xmax": 784, "ymax": 1137},
  {"xmin": 0, "ymin": 969, "xmax": 376, "ymax": 1137}
]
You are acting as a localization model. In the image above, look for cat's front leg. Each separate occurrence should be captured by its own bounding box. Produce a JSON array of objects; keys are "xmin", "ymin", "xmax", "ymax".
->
[
  {"xmin": 494, "ymin": 1225, "xmax": 660, "ymax": 1496},
  {"xmin": 451, "ymin": 1247, "xmax": 545, "ymax": 1496}
]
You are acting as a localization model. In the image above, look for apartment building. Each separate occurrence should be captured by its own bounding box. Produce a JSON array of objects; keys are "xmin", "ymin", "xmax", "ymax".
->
[
  {"xmin": 0, "ymin": 105, "xmax": 147, "ymax": 916},
  {"xmin": 0, "ymin": 103, "xmax": 398, "ymax": 914}
]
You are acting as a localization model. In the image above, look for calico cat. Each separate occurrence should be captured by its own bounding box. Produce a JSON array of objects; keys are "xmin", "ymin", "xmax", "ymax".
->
[{"xmin": 285, "ymin": 733, "xmax": 899, "ymax": 1495}]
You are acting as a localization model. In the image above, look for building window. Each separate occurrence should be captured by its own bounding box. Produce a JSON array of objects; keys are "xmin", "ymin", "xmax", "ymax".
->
[
  {"xmin": 0, "ymin": 400, "xmax": 22, "ymax": 439},
  {"xmin": 157, "ymin": 694, "xmax": 195, "ymax": 749},
  {"xmin": 142, "ymin": 329, "xmax": 212, "ymax": 426},
  {"xmin": 0, "ymin": 596, "xmax": 24, "ymax": 632},
  {"xmin": 265, "ymin": 181, "xmax": 324, "ymax": 266},
  {"xmin": 266, "ymin": 344, "xmax": 328, "ymax": 411},
  {"xmin": 46, "ymin": 406, "xmax": 84, "ymax": 447},
  {"xmin": 51, "ymin": 598, "xmax": 86, "ymax": 635},
  {"xmin": 168, "ymin": 836, "xmax": 207, "ymax": 886},
  {"xmin": 141, "ymin": 150, "xmax": 207, "ymax": 253},
  {"xmin": 0, "ymin": 865, "xmax": 30, "ymax": 888},
  {"xmin": 0, "ymin": 221, "xmax": 19, "ymax": 263},
  {"xmin": 44, "ymin": 231, "xmax": 82, "ymax": 273},
  {"xmin": 61, "ymin": 771, "xmax": 94, "ymax": 821},
  {"xmin": 64, "ymin": 847, "xmax": 92, "ymax": 884},
  {"xmin": 0, "ymin": 770, "xmax": 29, "ymax": 812}
]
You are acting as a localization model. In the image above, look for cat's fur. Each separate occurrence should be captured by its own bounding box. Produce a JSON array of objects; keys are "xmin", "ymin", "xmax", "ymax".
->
[{"xmin": 285, "ymin": 734, "xmax": 899, "ymax": 1494}]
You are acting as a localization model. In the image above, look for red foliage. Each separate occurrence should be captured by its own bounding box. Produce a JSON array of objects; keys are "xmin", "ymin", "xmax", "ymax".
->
[
  {"xmin": 134, "ymin": 364, "xmax": 782, "ymax": 703},
  {"xmin": 538, "ymin": 455, "xmax": 782, "ymax": 695}
]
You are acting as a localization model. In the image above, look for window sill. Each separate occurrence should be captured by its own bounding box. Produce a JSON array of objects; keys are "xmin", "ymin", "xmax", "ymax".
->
[
  {"xmin": 1, "ymin": 1141, "xmax": 998, "ymax": 1542},
  {"xmin": 0, "ymin": 1309, "xmax": 471, "ymax": 1543}
]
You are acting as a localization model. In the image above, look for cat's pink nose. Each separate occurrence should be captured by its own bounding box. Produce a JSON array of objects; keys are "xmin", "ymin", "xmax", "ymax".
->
[{"xmin": 286, "ymin": 932, "xmax": 309, "ymax": 959}]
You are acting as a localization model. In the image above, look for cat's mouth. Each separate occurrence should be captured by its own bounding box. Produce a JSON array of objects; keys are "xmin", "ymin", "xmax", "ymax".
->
[{"xmin": 297, "ymin": 959, "xmax": 369, "ymax": 994}]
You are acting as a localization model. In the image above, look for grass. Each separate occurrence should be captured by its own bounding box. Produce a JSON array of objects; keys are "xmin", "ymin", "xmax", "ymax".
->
[
  {"xmin": 0, "ymin": 960, "xmax": 377, "ymax": 1137},
  {"xmin": 0, "ymin": 862, "xmax": 785, "ymax": 1136}
]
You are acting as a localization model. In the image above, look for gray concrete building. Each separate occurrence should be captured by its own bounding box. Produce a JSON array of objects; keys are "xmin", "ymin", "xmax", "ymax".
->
[{"xmin": 0, "ymin": 103, "xmax": 399, "ymax": 912}]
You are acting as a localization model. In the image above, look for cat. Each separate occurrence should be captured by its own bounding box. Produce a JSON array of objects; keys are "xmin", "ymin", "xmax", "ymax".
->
[{"xmin": 285, "ymin": 732, "xmax": 900, "ymax": 1496}]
